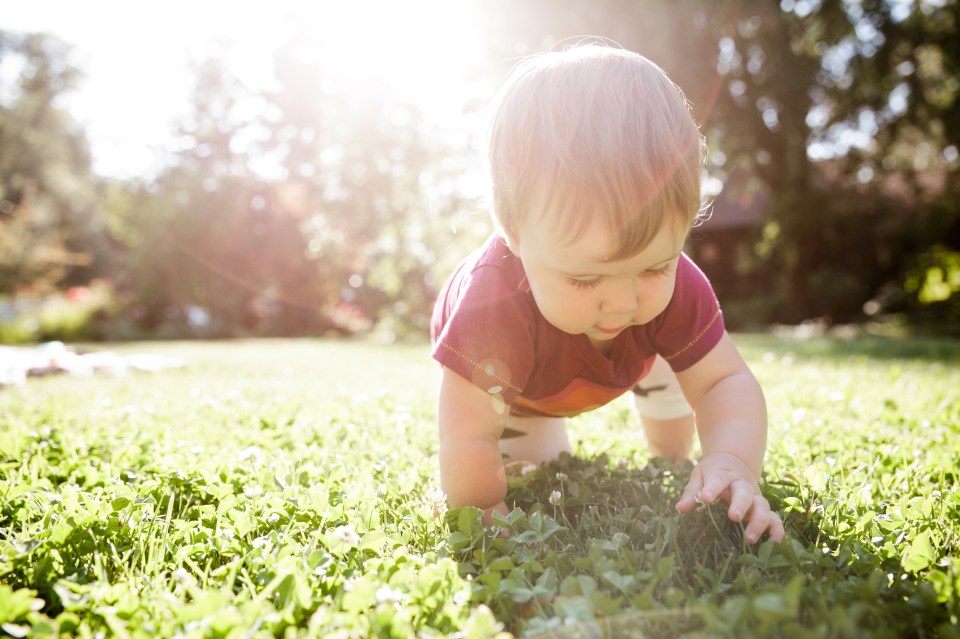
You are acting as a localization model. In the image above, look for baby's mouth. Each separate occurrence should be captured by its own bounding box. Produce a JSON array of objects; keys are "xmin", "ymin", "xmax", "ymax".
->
[{"xmin": 595, "ymin": 324, "xmax": 627, "ymax": 335}]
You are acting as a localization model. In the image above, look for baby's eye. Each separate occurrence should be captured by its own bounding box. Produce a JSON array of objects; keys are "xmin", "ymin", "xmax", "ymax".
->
[
  {"xmin": 641, "ymin": 263, "xmax": 674, "ymax": 278},
  {"xmin": 567, "ymin": 277, "xmax": 602, "ymax": 290}
]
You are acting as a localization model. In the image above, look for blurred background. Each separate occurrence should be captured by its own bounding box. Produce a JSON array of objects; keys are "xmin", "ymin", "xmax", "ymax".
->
[{"xmin": 0, "ymin": 0, "xmax": 957, "ymax": 345}]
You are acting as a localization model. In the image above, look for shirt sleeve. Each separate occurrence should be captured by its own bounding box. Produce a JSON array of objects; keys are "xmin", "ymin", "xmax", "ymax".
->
[
  {"xmin": 431, "ymin": 262, "xmax": 535, "ymax": 406},
  {"xmin": 648, "ymin": 254, "xmax": 725, "ymax": 372}
]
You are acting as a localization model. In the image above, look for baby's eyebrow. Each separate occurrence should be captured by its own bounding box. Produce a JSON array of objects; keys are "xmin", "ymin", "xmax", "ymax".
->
[
  {"xmin": 617, "ymin": 252, "xmax": 682, "ymax": 271},
  {"xmin": 645, "ymin": 253, "xmax": 681, "ymax": 269},
  {"xmin": 562, "ymin": 252, "xmax": 680, "ymax": 277},
  {"xmin": 587, "ymin": 249, "xmax": 681, "ymax": 266}
]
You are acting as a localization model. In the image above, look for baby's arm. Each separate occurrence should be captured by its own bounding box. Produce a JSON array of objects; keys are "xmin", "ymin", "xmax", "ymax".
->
[
  {"xmin": 674, "ymin": 332, "xmax": 785, "ymax": 542},
  {"xmin": 437, "ymin": 366, "xmax": 509, "ymax": 523}
]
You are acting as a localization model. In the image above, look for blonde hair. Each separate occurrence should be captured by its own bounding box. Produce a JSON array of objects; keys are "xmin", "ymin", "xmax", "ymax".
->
[{"xmin": 487, "ymin": 44, "xmax": 705, "ymax": 259}]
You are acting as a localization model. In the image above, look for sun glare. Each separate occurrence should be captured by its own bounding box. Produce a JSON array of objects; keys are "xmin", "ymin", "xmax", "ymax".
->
[
  {"xmin": 287, "ymin": 1, "xmax": 486, "ymax": 114},
  {"xmin": 1, "ymin": 0, "xmax": 490, "ymax": 178}
]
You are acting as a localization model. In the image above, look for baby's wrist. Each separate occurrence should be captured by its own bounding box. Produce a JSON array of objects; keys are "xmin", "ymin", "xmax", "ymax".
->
[{"xmin": 702, "ymin": 450, "xmax": 760, "ymax": 481}]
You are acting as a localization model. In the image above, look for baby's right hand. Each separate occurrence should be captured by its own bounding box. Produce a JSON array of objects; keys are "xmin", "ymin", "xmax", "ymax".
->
[{"xmin": 675, "ymin": 452, "xmax": 785, "ymax": 543}]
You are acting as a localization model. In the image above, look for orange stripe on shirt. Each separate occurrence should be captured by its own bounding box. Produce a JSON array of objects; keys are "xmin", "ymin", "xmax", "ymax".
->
[{"xmin": 513, "ymin": 377, "xmax": 629, "ymax": 417}]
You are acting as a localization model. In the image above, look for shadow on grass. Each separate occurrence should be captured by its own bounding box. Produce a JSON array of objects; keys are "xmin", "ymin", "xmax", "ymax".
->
[{"xmin": 447, "ymin": 454, "xmax": 957, "ymax": 638}]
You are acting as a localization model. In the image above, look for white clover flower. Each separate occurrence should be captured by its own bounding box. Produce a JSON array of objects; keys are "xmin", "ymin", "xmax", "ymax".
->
[
  {"xmin": 520, "ymin": 464, "xmax": 538, "ymax": 476},
  {"xmin": 423, "ymin": 487, "xmax": 448, "ymax": 518},
  {"xmin": 243, "ymin": 484, "xmax": 263, "ymax": 498},
  {"xmin": 172, "ymin": 568, "xmax": 190, "ymax": 584},
  {"xmin": 548, "ymin": 490, "xmax": 562, "ymax": 506},
  {"xmin": 266, "ymin": 513, "xmax": 280, "ymax": 524},
  {"xmin": 453, "ymin": 590, "xmax": 470, "ymax": 606},
  {"xmin": 555, "ymin": 472, "xmax": 568, "ymax": 482},
  {"xmin": 332, "ymin": 524, "xmax": 360, "ymax": 545},
  {"xmin": 237, "ymin": 445, "xmax": 262, "ymax": 465},
  {"xmin": 218, "ymin": 527, "xmax": 235, "ymax": 541},
  {"xmin": 376, "ymin": 586, "xmax": 403, "ymax": 603}
]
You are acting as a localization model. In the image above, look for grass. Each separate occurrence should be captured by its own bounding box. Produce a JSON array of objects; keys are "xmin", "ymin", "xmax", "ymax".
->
[{"xmin": 0, "ymin": 334, "xmax": 958, "ymax": 638}]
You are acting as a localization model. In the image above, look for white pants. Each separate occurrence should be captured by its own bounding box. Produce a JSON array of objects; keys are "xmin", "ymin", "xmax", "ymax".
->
[
  {"xmin": 499, "ymin": 355, "xmax": 691, "ymax": 464},
  {"xmin": 632, "ymin": 355, "xmax": 693, "ymax": 420}
]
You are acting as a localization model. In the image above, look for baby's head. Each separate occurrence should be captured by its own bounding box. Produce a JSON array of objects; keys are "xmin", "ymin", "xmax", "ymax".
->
[{"xmin": 487, "ymin": 44, "xmax": 704, "ymax": 259}]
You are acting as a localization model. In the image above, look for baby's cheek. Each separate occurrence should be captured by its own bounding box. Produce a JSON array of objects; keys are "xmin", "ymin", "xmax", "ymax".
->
[
  {"xmin": 544, "ymin": 300, "xmax": 588, "ymax": 332},
  {"xmin": 655, "ymin": 279, "xmax": 678, "ymax": 309}
]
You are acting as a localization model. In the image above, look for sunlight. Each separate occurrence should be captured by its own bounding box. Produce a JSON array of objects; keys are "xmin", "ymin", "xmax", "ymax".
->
[
  {"xmin": 1, "ymin": 0, "xmax": 489, "ymax": 178},
  {"xmin": 283, "ymin": 1, "xmax": 485, "ymax": 116}
]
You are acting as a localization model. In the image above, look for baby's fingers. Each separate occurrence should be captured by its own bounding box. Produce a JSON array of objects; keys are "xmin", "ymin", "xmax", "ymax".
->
[
  {"xmin": 725, "ymin": 479, "xmax": 757, "ymax": 522},
  {"xmin": 699, "ymin": 470, "xmax": 735, "ymax": 506},
  {"xmin": 742, "ymin": 496, "xmax": 786, "ymax": 543},
  {"xmin": 675, "ymin": 467, "xmax": 704, "ymax": 513}
]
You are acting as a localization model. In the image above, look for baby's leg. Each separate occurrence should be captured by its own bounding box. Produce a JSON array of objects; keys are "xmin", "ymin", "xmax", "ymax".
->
[
  {"xmin": 633, "ymin": 355, "xmax": 695, "ymax": 462},
  {"xmin": 498, "ymin": 415, "xmax": 571, "ymax": 467}
]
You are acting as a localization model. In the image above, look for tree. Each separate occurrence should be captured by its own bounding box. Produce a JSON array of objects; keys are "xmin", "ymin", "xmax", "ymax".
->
[
  {"xmin": 468, "ymin": 0, "xmax": 959, "ymax": 324},
  {"xmin": 0, "ymin": 31, "xmax": 107, "ymax": 296},
  {"xmin": 108, "ymin": 31, "xmax": 487, "ymax": 339},
  {"xmin": 107, "ymin": 55, "xmax": 339, "ymax": 336},
  {"xmin": 258, "ymin": 28, "xmax": 486, "ymax": 337}
]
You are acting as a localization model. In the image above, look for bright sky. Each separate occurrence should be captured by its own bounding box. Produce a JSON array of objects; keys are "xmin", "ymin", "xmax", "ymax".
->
[{"xmin": 0, "ymin": 1, "xmax": 489, "ymax": 179}]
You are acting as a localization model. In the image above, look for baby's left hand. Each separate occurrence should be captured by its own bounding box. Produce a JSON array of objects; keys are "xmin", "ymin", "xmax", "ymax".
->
[{"xmin": 675, "ymin": 452, "xmax": 785, "ymax": 543}]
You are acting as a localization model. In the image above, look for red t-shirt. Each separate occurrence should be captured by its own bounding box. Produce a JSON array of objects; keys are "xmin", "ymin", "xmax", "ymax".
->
[{"xmin": 431, "ymin": 235, "xmax": 725, "ymax": 418}]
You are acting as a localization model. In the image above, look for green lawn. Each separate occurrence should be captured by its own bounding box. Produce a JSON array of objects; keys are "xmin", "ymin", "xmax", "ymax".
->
[{"xmin": 1, "ymin": 335, "xmax": 958, "ymax": 638}]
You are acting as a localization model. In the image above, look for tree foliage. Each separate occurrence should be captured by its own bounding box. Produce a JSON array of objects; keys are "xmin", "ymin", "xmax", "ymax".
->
[
  {"xmin": 109, "ymin": 34, "xmax": 487, "ymax": 338},
  {"xmin": 0, "ymin": 31, "xmax": 105, "ymax": 296},
  {"xmin": 477, "ymin": 0, "xmax": 959, "ymax": 324},
  {"xmin": 3, "ymin": 3, "xmax": 958, "ymax": 339}
]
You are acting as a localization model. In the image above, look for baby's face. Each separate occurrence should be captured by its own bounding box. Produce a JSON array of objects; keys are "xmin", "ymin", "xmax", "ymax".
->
[{"xmin": 510, "ymin": 216, "xmax": 685, "ymax": 348}]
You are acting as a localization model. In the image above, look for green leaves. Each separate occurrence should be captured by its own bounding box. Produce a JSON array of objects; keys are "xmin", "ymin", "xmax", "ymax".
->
[
  {"xmin": 902, "ymin": 530, "xmax": 936, "ymax": 574},
  {"xmin": 448, "ymin": 436, "xmax": 960, "ymax": 637},
  {"xmin": 1, "ymin": 336, "xmax": 958, "ymax": 637},
  {"xmin": 0, "ymin": 341, "xmax": 479, "ymax": 637},
  {"xmin": 0, "ymin": 585, "xmax": 42, "ymax": 625}
]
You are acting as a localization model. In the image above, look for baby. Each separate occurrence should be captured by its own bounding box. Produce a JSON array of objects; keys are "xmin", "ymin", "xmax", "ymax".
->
[{"xmin": 431, "ymin": 44, "xmax": 784, "ymax": 543}]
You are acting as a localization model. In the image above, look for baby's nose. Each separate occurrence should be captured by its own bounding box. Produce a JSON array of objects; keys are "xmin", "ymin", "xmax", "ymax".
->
[{"xmin": 600, "ymin": 278, "xmax": 640, "ymax": 314}]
